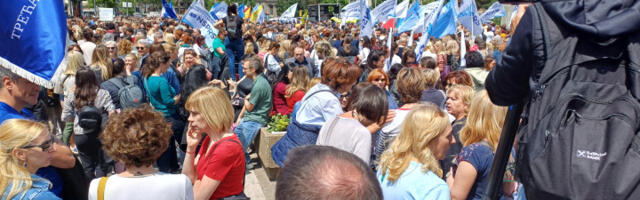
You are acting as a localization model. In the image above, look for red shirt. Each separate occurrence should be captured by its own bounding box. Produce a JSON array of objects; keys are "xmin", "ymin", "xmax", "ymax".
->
[
  {"xmin": 286, "ymin": 90, "xmax": 306, "ymax": 114},
  {"xmin": 271, "ymin": 82, "xmax": 289, "ymax": 115},
  {"xmin": 195, "ymin": 135, "xmax": 245, "ymax": 199}
]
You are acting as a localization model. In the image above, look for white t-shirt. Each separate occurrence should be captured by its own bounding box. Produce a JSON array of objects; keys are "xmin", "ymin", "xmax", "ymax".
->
[
  {"xmin": 88, "ymin": 172, "xmax": 194, "ymax": 200},
  {"xmin": 316, "ymin": 116, "xmax": 372, "ymax": 163}
]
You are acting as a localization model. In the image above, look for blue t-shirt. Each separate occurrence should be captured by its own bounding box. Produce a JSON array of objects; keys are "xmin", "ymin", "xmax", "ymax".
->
[
  {"xmin": 0, "ymin": 102, "xmax": 63, "ymax": 197},
  {"xmin": 378, "ymin": 161, "xmax": 451, "ymax": 200},
  {"xmin": 455, "ymin": 143, "xmax": 495, "ymax": 200}
]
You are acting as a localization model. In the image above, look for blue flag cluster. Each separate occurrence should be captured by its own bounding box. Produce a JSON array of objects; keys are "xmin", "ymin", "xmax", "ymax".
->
[{"xmin": 0, "ymin": 0, "xmax": 67, "ymax": 88}]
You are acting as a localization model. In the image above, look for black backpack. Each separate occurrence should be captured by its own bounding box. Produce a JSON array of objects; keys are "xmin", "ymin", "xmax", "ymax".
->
[
  {"xmin": 515, "ymin": 4, "xmax": 640, "ymax": 199},
  {"xmin": 77, "ymin": 105, "xmax": 103, "ymax": 134},
  {"xmin": 225, "ymin": 16, "xmax": 241, "ymax": 39}
]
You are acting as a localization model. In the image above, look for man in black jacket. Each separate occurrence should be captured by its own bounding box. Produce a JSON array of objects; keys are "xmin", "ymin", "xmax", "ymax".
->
[{"xmin": 485, "ymin": 0, "xmax": 640, "ymax": 106}]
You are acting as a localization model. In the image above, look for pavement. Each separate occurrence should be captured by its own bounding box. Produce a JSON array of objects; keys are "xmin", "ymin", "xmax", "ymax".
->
[{"xmin": 244, "ymin": 152, "xmax": 277, "ymax": 200}]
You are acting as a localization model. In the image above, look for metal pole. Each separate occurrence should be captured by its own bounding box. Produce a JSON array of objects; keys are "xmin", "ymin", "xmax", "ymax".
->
[{"xmin": 483, "ymin": 103, "xmax": 524, "ymax": 200}]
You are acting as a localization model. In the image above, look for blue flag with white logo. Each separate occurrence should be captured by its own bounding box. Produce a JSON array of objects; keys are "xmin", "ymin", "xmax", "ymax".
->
[
  {"xmin": 457, "ymin": 0, "xmax": 482, "ymax": 36},
  {"xmin": 162, "ymin": 0, "xmax": 178, "ymax": 19},
  {"xmin": 0, "ymin": 0, "xmax": 67, "ymax": 88},
  {"xmin": 480, "ymin": 2, "xmax": 505, "ymax": 24},
  {"xmin": 431, "ymin": 0, "xmax": 456, "ymax": 39}
]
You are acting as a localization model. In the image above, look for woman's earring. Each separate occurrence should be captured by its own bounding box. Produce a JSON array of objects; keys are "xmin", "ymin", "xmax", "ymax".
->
[{"xmin": 23, "ymin": 162, "xmax": 28, "ymax": 168}]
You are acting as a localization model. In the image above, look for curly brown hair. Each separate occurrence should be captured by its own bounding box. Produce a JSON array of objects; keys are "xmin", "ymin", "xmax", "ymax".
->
[
  {"xmin": 321, "ymin": 57, "xmax": 362, "ymax": 91},
  {"xmin": 100, "ymin": 106, "xmax": 172, "ymax": 168}
]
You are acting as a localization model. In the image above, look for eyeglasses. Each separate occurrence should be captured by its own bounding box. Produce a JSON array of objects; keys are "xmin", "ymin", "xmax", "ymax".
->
[
  {"xmin": 374, "ymin": 78, "xmax": 386, "ymax": 82},
  {"xmin": 21, "ymin": 134, "xmax": 55, "ymax": 152},
  {"xmin": 137, "ymin": 47, "xmax": 145, "ymax": 50},
  {"xmin": 108, "ymin": 47, "xmax": 116, "ymax": 50}
]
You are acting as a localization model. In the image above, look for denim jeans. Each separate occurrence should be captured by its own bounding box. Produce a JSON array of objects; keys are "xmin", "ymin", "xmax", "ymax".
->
[
  {"xmin": 234, "ymin": 120, "xmax": 263, "ymax": 162},
  {"xmin": 225, "ymin": 37, "xmax": 244, "ymax": 80}
]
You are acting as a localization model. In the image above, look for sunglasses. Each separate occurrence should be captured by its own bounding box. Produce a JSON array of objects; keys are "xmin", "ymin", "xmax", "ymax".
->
[
  {"xmin": 137, "ymin": 47, "xmax": 145, "ymax": 50},
  {"xmin": 21, "ymin": 134, "xmax": 55, "ymax": 152}
]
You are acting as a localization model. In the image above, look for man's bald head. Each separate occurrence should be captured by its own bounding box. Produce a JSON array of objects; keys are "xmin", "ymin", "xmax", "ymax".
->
[{"xmin": 276, "ymin": 146, "xmax": 382, "ymax": 200}]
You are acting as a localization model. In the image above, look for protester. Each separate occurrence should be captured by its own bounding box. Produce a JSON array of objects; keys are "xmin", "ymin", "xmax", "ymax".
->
[
  {"xmin": 61, "ymin": 67, "xmax": 115, "ymax": 180},
  {"xmin": 316, "ymin": 83, "xmax": 388, "ymax": 163},
  {"xmin": 88, "ymin": 107, "xmax": 193, "ymax": 200},
  {"xmin": 367, "ymin": 68, "xmax": 399, "ymax": 109},
  {"xmin": 444, "ymin": 71, "xmax": 473, "ymax": 91},
  {"xmin": 270, "ymin": 63, "xmax": 291, "ymax": 116},
  {"xmin": 0, "ymin": 119, "xmax": 60, "ymax": 200},
  {"xmin": 90, "ymin": 45, "xmax": 113, "ymax": 83},
  {"xmin": 276, "ymin": 146, "xmax": 382, "ymax": 200},
  {"xmin": 285, "ymin": 65, "xmax": 311, "ymax": 114},
  {"xmin": 420, "ymin": 68, "xmax": 447, "ymax": 110},
  {"xmin": 378, "ymin": 104, "xmax": 454, "ymax": 199},
  {"xmin": 100, "ymin": 58, "xmax": 139, "ymax": 110},
  {"xmin": 441, "ymin": 84, "xmax": 474, "ymax": 177},
  {"xmin": 447, "ymin": 90, "xmax": 508, "ymax": 200},
  {"xmin": 374, "ymin": 68, "xmax": 426, "ymax": 165},
  {"xmin": 141, "ymin": 51, "xmax": 183, "ymax": 173},
  {"xmin": 286, "ymin": 47, "xmax": 317, "ymax": 77},
  {"xmin": 235, "ymin": 56, "xmax": 272, "ymax": 163},
  {"xmin": 217, "ymin": 4, "xmax": 244, "ymax": 80},
  {"xmin": 183, "ymin": 87, "xmax": 246, "ymax": 199},
  {"xmin": 272, "ymin": 57, "xmax": 362, "ymax": 166},
  {"xmin": 463, "ymin": 51, "xmax": 489, "ymax": 91}
]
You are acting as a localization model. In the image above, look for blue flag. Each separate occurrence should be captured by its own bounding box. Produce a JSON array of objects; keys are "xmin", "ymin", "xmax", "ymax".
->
[
  {"xmin": 162, "ymin": 0, "xmax": 178, "ymax": 19},
  {"xmin": 183, "ymin": 0, "xmax": 218, "ymax": 44},
  {"xmin": 397, "ymin": 0, "xmax": 421, "ymax": 33},
  {"xmin": 0, "ymin": 1, "xmax": 67, "ymax": 88},
  {"xmin": 238, "ymin": 4, "xmax": 245, "ymax": 18},
  {"xmin": 209, "ymin": 2, "xmax": 228, "ymax": 21},
  {"xmin": 415, "ymin": 0, "xmax": 445, "ymax": 59},
  {"xmin": 480, "ymin": 2, "xmax": 505, "ymax": 24},
  {"xmin": 431, "ymin": 0, "xmax": 456, "ymax": 39},
  {"xmin": 457, "ymin": 0, "xmax": 482, "ymax": 36}
]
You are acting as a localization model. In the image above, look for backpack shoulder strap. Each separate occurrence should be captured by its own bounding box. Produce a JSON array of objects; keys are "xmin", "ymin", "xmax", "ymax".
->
[
  {"xmin": 302, "ymin": 89, "xmax": 335, "ymax": 101},
  {"xmin": 97, "ymin": 177, "xmax": 108, "ymax": 200},
  {"xmin": 107, "ymin": 77, "xmax": 126, "ymax": 89}
]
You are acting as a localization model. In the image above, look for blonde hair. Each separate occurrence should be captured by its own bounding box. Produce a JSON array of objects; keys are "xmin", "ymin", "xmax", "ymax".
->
[
  {"xmin": 65, "ymin": 51, "xmax": 85, "ymax": 76},
  {"xmin": 0, "ymin": 119, "xmax": 49, "ymax": 200},
  {"xmin": 446, "ymin": 85, "xmax": 475, "ymax": 114},
  {"xmin": 244, "ymin": 43, "xmax": 255, "ymax": 56},
  {"xmin": 164, "ymin": 33, "xmax": 176, "ymax": 44},
  {"xmin": 91, "ymin": 45, "xmax": 113, "ymax": 80},
  {"xmin": 278, "ymin": 40, "xmax": 292, "ymax": 59},
  {"xmin": 118, "ymin": 39, "xmax": 133, "ymax": 56},
  {"xmin": 459, "ymin": 90, "xmax": 508, "ymax": 151},
  {"xmin": 422, "ymin": 68, "xmax": 440, "ymax": 89},
  {"xmin": 309, "ymin": 77, "xmax": 321, "ymax": 89},
  {"xmin": 185, "ymin": 87, "xmax": 234, "ymax": 133},
  {"xmin": 286, "ymin": 66, "xmax": 311, "ymax": 98},
  {"xmin": 445, "ymin": 40, "xmax": 459, "ymax": 55},
  {"xmin": 379, "ymin": 104, "xmax": 450, "ymax": 182}
]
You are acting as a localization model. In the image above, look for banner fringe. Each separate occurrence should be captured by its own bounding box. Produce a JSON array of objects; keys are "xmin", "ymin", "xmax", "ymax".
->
[{"xmin": 0, "ymin": 57, "xmax": 55, "ymax": 89}]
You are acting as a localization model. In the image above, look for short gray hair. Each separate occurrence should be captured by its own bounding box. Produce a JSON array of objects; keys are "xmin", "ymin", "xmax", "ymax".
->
[{"xmin": 0, "ymin": 67, "xmax": 18, "ymax": 88}]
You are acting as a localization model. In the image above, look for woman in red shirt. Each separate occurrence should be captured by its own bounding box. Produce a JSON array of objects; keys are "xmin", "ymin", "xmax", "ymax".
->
[
  {"xmin": 285, "ymin": 65, "xmax": 311, "ymax": 114},
  {"xmin": 182, "ymin": 87, "xmax": 246, "ymax": 200}
]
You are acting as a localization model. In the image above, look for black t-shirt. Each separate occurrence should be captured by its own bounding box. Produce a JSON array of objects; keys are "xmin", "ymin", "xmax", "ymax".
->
[{"xmin": 222, "ymin": 15, "xmax": 244, "ymax": 39}]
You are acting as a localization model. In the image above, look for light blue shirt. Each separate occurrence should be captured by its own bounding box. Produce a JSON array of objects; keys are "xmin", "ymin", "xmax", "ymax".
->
[
  {"xmin": 1, "ymin": 174, "xmax": 61, "ymax": 200},
  {"xmin": 295, "ymin": 83, "xmax": 343, "ymax": 127},
  {"xmin": 378, "ymin": 161, "xmax": 451, "ymax": 200}
]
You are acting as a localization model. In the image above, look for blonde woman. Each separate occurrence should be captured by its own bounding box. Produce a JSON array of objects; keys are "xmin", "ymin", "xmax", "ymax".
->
[
  {"xmin": 123, "ymin": 53, "xmax": 139, "ymax": 76},
  {"xmin": 0, "ymin": 119, "xmax": 60, "ymax": 200},
  {"xmin": 377, "ymin": 104, "xmax": 454, "ymax": 200},
  {"xmin": 447, "ymin": 90, "xmax": 508, "ymax": 200},
  {"xmin": 55, "ymin": 51, "xmax": 84, "ymax": 148},
  {"xmin": 90, "ymin": 45, "xmax": 113, "ymax": 82},
  {"xmin": 285, "ymin": 66, "xmax": 311, "ymax": 114},
  {"xmin": 182, "ymin": 87, "xmax": 246, "ymax": 199}
]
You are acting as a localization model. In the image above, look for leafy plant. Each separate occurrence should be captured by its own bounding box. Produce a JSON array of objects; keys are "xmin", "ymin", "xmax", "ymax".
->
[{"xmin": 268, "ymin": 114, "xmax": 290, "ymax": 132}]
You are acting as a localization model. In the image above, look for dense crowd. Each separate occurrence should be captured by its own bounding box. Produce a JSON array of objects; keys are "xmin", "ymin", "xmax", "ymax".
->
[{"xmin": 0, "ymin": 4, "xmax": 528, "ymax": 200}]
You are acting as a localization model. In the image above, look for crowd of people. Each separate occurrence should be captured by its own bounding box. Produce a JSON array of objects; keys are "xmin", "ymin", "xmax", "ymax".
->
[{"xmin": 0, "ymin": 3, "xmax": 526, "ymax": 200}]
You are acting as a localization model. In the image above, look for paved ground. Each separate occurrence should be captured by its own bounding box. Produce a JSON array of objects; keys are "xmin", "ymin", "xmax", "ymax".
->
[{"xmin": 244, "ymin": 153, "xmax": 277, "ymax": 200}]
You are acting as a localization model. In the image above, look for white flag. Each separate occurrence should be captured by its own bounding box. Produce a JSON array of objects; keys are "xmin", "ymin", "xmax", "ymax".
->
[
  {"xmin": 183, "ymin": 1, "xmax": 218, "ymax": 42},
  {"xmin": 395, "ymin": 0, "xmax": 410, "ymax": 18},
  {"xmin": 371, "ymin": 0, "xmax": 397, "ymax": 24},
  {"xmin": 281, "ymin": 3, "xmax": 298, "ymax": 19}
]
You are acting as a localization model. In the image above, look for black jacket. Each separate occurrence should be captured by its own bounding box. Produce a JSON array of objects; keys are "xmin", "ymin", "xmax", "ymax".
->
[{"xmin": 485, "ymin": 0, "xmax": 640, "ymax": 106}]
